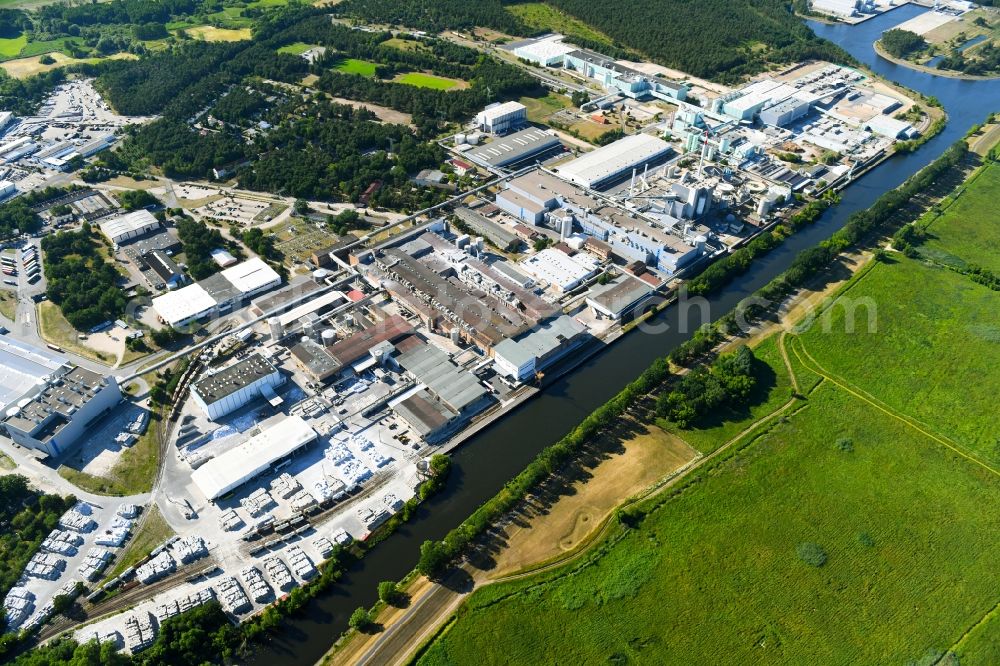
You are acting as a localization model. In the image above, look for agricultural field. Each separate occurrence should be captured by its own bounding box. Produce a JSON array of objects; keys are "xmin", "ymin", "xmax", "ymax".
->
[
  {"xmin": 419, "ymin": 157, "xmax": 1000, "ymax": 665},
  {"xmin": 505, "ymin": 2, "xmax": 613, "ymax": 47},
  {"xmin": 384, "ymin": 36, "xmax": 430, "ymax": 52},
  {"xmin": 336, "ymin": 57, "xmax": 378, "ymax": 77},
  {"xmin": 0, "ymin": 32, "xmax": 27, "ymax": 58},
  {"xmin": 393, "ymin": 71, "xmax": 464, "ymax": 90},
  {"xmin": 1, "ymin": 51, "xmax": 135, "ymax": 79}
]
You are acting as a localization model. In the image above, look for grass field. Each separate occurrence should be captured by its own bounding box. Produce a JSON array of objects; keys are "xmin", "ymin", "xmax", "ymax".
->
[
  {"xmin": 1, "ymin": 51, "xmax": 135, "ymax": 79},
  {"xmin": 0, "ymin": 33, "xmax": 27, "ymax": 58},
  {"xmin": 519, "ymin": 93, "xmax": 572, "ymax": 123},
  {"xmin": 0, "ymin": 289, "xmax": 15, "ymax": 321},
  {"xmin": 384, "ymin": 37, "xmax": 430, "ymax": 53},
  {"xmin": 38, "ymin": 301, "xmax": 115, "ymax": 364},
  {"xmin": 919, "ymin": 159, "xmax": 1000, "ymax": 273},
  {"xmin": 336, "ymin": 57, "xmax": 377, "ymax": 77},
  {"xmin": 419, "ymin": 156, "xmax": 1000, "ymax": 665},
  {"xmin": 277, "ymin": 41, "xmax": 316, "ymax": 55},
  {"xmin": 393, "ymin": 71, "xmax": 463, "ymax": 90},
  {"xmin": 506, "ymin": 2, "xmax": 612, "ymax": 47},
  {"xmin": 183, "ymin": 25, "xmax": 252, "ymax": 42}
]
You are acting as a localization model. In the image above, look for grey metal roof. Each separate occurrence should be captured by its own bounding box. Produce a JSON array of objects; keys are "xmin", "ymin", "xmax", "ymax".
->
[
  {"xmin": 193, "ymin": 354, "xmax": 278, "ymax": 404},
  {"xmin": 396, "ymin": 343, "xmax": 488, "ymax": 413},
  {"xmin": 200, "ymin": 272, "xmax": 242, "ymax": 304},
  {"xmin": 492, "ymin": 314, "xmax": 586, "ymax": 369},
  {"xmin": 0, "ymin": 338, "xmax": 67, "ymax": 410},
  {"xmin": 586, "ymin": 275, "xmax": 654, "ymax": 317},
  {"xmin": 393, "ymin": 388, "xmax": 455, "ymax": 437},
  {"xmin": 466, "ymin": 128, "xmax": 561, "ymax": 168}
]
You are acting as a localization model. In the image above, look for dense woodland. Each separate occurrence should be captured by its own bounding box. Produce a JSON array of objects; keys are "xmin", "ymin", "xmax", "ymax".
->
[
  {"xmin": 42, "ymin": 225, "xmax": 128, "ymax": 330},
  {"xmin": 175, "ymin": 217, "xmax": 232, "ymax": 280}
]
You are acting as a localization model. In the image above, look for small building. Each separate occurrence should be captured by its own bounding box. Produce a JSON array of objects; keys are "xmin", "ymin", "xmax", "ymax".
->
[
  {"xmin": 496, "ymin": 189, "xmax": 547, "ymax": 224},
  {"xmin": 191, "ymin": 416, "xmax": 317, "ymax": 501},
  {"xmin": 310, "ymin": 236, "xmax": 355, "ymax": 268},
  {"xmin": 210, "ymin": 248, "xmax": 238, "ymax": 268},
  {"xmin": 191, "ymin": 354, "xmax": 283, "ymax": 420},
  {"xmin": 475, "ymin": 101, "xmax": 527, "ymax": 134},
  {"xmin": 220, "ymin": 257, "xmax": 282, "ymax": 300},
  {"xmin": 141, "ymin": 250, "xmax": 185, "ymax": 290},
  {"xmin": 98, "ymin": 210, "xmax": 159, "ymax": 246},
  {"xmin": 413, "ymin": 169, "xmax": 454, "ymax": 190}
]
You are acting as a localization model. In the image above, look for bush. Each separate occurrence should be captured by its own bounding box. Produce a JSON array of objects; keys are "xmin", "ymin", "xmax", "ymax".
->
[
  {"xmin": 348, "ymin": 607, "xmax": 372, "ymax": 630},
  {"xmin": 796, "ymin": 542, "xmax": 828, "ymax": 567},
  {"xmin": 377, "ymin": 581, "xmax": 401, "ymax": 606},
  {"xmin": 836, "ymin": 438, "xmax": 854, "ymax": 452}
]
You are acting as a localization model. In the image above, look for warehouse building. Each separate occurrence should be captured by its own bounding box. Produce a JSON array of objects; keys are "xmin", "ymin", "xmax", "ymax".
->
[
  {"xmin": 290, "ymin": 314, "xmax": 414, "ymax": 382},
  {"xmin": 759, "ymin": 96, "xmax": 813, "ymax": 127},
  {"xmin": 0, "ymin": 180, "xmax": 15, "ymax": 200},
  {"xmin": 152, "ymin": 258, "xmax": 282, "ymax": 327},
  {"xmin": 586, "ymin": 274, "xmax": 656, "ymax": 320},
  {"xmin": 99, "ymin": 210, "xmax": 160, "ymax": 246},
  {"xmin": 495, "ymin": 189, "xmax": 548, "ymax": 224},
  {"xmin": 2, "ymin": 364, "xmax": 122, "ymax": 458},
  {"xmin": 465, "ymin": 127, "xmax": 562, "ymax": 170},
  {"xmin": 511, "ymin": 35, "xmax": 576, "ymax": 66},
  {"xmin": 492, "ymin": 314, "xmax": 587, "ymax": 381},
  {"xmin": 518, "ymin": 248, "xmax": 599, "ymax": 292},
  {"xmin": 475, "ymin": 101, "xmax": 528, "ymax": 135},
  {"xmin": 556, "ymin": 134, "xmax": 673, "ymax": 190},
  {"xmin": 191, "ymin": 416, "xmax": 317, "ymax": 501},
  {"xmin": 864, "ymin": 115, "xmax": 918, "ymax": 140},
  {"xmin": 453, "ymin": 207, "xmax": 520, "ymax": 251},
  {"xmin": 0, "ymin": 338, "xmax": 68, "ymax": 414},
  {"xmin": 811, "ymin": 0, "xmax": 873, "ymax": 18},
  {"xmin": 139, "ymin": 250, "xmax": 185, "ymax": 290},
  {"xmin": 191, "ymin": 354, "xmax": 283, "ymax": 420}
]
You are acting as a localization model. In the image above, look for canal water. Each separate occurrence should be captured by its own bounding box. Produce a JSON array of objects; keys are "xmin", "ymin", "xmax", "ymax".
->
[{"xmin": 250, "ymin": 8, "xmax": 1000, "ymax": 664}]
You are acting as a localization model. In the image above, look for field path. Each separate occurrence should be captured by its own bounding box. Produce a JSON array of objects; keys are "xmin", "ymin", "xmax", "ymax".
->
[{"xmin": 788, "ymin": 336, "xmax": 1000, "ymax": 478}]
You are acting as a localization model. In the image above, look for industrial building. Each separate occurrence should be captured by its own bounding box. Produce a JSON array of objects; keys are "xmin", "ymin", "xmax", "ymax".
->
[
  {"xmin": 563, "ymin": 49, "xmax": 688, "ymax": 102},
  {"xmin": 0, "ymin": 180, "xmax": 15, "ymax": 200},
  {"xmin": 2, "ymin": 363, "xmax": 122, "ymax": 458},
  {"xmin": 191, "ymin": 354, "xmax": 284, "ymax": 420},
  {"xmin": 585, "ymin": 274, "xmax": 656, "ymax": 320},
  {"xmin": 191, "ymin": 416, "xmax": 317, "ymax": 501},
  {"xmin": 152, "ymin": 258, "xmax": 282, "ymax": 328},
  {"xmin": 99, "ymin": 210, "xmax": 160, "ymax": 246},
  {"xmin": 491, "ymin": 314, "xmax": 588, "ymax": 381},
  {"xmin": 811, "ymin": 0, "xmax": 874, "ymax": 18},
  {"xmin": 290, "ymin": 314, "xmax": 414, "ymax": 382},
  {"xmin": 0, "ymin": 338, "xmax": 69, "ymax": 415},
  {"xmin": 518, "ymin": 248, "xmax": 600, "ymax": 292},
  {"xmin": 475, "ymin": 101, "xmax": 528, "ymax": 135},
  {"xmin": 495, "ymin": 189, "xmax": 548, "ymax": 224},
  {"xmin": 138, "ymin": 250, "xmax": 185, "ymax": 290},
  {"xmin": 510, "ymin": 34, "xmax": 576, "ymax": 66},
  {"xmin": 453, "ymin": 207, "xmax": 520, "ymax": 251},
  {"xmin": 465, "ymin": 127, "xmax": 562, "ymax": 170},
  {"xmin": 555, "ymin": 134, "xmax": 673, "ymax": 189},
  {"xmin": 758, "ymin": 96, "xmax": 812, "ymax": 128},
  {"xmin": 864, "ymin": 115, "xmax": 918, "ymax": 139}
]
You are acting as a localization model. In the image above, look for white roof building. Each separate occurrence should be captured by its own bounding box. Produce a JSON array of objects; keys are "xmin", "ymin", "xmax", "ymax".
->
[
  {"xmin": 513, "ymin": 37, "xmax": 576, "ymax": 66},
  {"xmin": 556, "ymin": 134, "xmax": 672, "ymax": 189},
  {"xmin": 518, "ymin": 248, "xmax": 599, "ymax": 292},
  {"xmin": 98, "ymin": 210, "xmax": 160, "ymax": 245},
  {"xmin": 151, "ymin": 284, "xmax": 217, "ymax": 328},
  {"xmin": 191, "ymin": 416, "xmax": 317, "ymax": 500},
  {"xmin": 865, "ymin": 114, "xmax": 917, "ymax": 140},
  {"xmin": 220, "ymin": 257, "xmax": 281, "ymax": 298},
  {"xmin": 211, "ymin": 248, "xmax": 238, "ymax": 267}
]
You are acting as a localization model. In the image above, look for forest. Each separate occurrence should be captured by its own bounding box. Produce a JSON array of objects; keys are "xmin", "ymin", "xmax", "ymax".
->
[
  {"xmin": 41, "ymin": 226, "xmax": 128, "ymax": 330},
  {"xmin": 175, "ymin": 217, "xmax": 232, "ymax": 280}
]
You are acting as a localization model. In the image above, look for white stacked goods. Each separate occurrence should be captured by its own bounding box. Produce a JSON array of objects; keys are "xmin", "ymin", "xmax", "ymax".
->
[
  {"xmin": 95, "ymin": 526, "xmax": 130, "ymax": 547},
  {"xmin": 78, "ymin": 629, "xmax": 122, "ymax": 649},
  {"xmin": 290, "ymin": 491, "xmax": 317, "ymax": 512},
  {"xmin": 241, "ymin": 489, "xmax": 275, "ymax": 517},
  {"xmin": 59, "ymin": 509, "xmax": 97, "ymax": 533},
  {"xmin": 3, "ymin": 588, "xmax": 34, "ymax": 630},
  {"xmin": 54, "ymin": 578, "xmax": 81, "ymax": 599},
  {"xmin": 219, "ymin": 509, "xmax": 244, "ymax": 532},
  {"xmin": 285, "ymin": 545, "xmax": 316, "ymax": 581},
  {"xmin": 215, "ymin": 577, "xmax": 251, "ymax": 614},
  {"xmin": 357, "ymin": 507, "xmax": 390, "ymax": 531},
  {"xmin": 173, "ymin": 536, "xmax": 209, "ymax": 564},
  {"xmin": 25, "ymin": 552, "xmax": 65, "ymax": 579},
  {"xmin": 124, "ymin": 612, "xmax": 157, "ymax": 652},
  {"xmin": 368, "ymin": 450, "xmax": 392, "ymax": 468},
  {"xmin": 325, "ymin": 442, "xmax": 353, "ymax": 464},
  {"xmin": 335, "ymin": 459, "xmax": 372, "ymax": 488},
  {"xmin": 312, "ymin": 537, "xmax": 334, "ymax": 559},
  {"xmin": 270, "ymin": 473, "xmax": 301, "ymax": 499},
  {"xmin": 25, "ymin": 599, "xmax": 55, "ymax": 629},
  {"xmin": 41, "ymin": 529, "xmax": 83, "ymax": 556},
  {"xmin": 78, "ymin": 547, "xmax": 113, "ymax": 581},
  {"xmin": 136, "ymin": 551, "xmax": 176, "ymax": 584},
  {"xmin": 332, "ymin": 528, "xmax": 352, "ymax": 546},
  {"xmin": 239, "ymin": 566, "xmax": 272, "ymax": 603},
  {"xmin": 154, "ymin": 587, "xmax": 214, "ymax": 623},
  {"xmin": 263, "ymin": 555, "xmax": 295, "ymax": 592},
  {"xmin": 117, "ymin": 504, "xmax": 141, "ymax": 519}
]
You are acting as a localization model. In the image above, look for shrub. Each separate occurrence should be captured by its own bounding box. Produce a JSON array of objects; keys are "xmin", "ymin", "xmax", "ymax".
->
[{"xmin": 796, "ymin": 542, "xmax": 828, "ymax": 567}]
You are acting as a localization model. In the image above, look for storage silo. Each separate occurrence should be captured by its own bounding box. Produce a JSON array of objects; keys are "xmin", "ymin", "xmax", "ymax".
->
[
  {"xmin": 268, "ymin": 317, "xmax": 283, "ymax": 341},
  {"xmin": 321, "ymin": 329, "xmax": 336, "ymax": 346}
]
